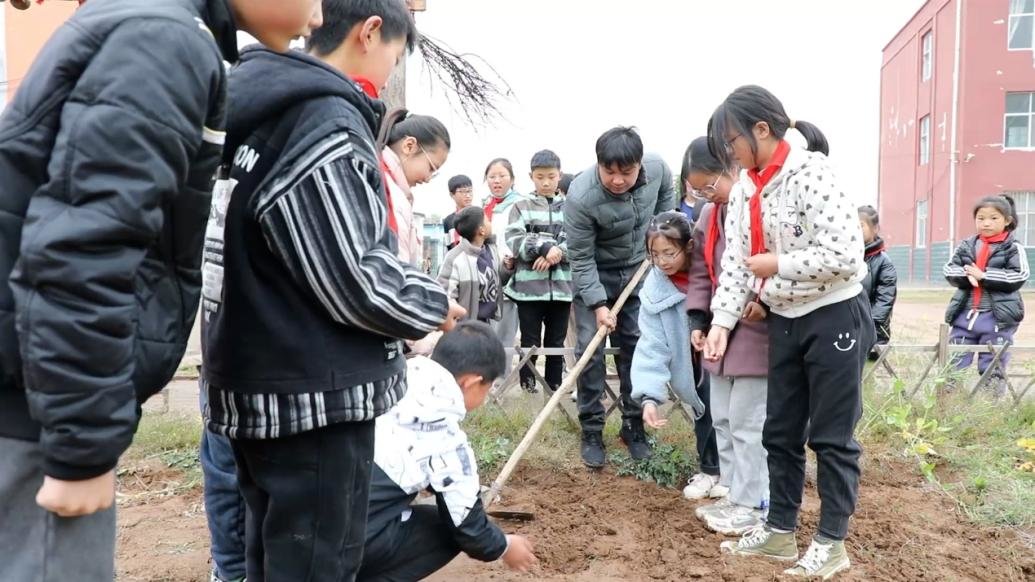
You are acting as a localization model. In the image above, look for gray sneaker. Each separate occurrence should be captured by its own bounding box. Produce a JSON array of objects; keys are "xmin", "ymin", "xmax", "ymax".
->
[
  {"xmin": 695, "ymin": 497, "xmax": 734, "ymax": 521},
  {"xmin": 783, "ymin": 538, "xmax": 850, "ymax": 579},
  {"xmin": 705, "ymin": 504, "xmax": 765, "ymax": 536},
  {"xmin": 720, "ymin": 525, "xmax": 798, "ymax": 561}
]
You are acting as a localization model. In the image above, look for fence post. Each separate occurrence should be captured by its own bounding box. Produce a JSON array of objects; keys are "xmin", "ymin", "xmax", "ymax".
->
[{"xmin": 937, "ymin": 323, "xmax": 950, "ymax": 370}]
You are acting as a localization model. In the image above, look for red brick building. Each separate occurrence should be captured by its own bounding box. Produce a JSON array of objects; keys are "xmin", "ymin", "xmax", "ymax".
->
[{"xmin": 879, "ymin": 0, "xmax": 1035, "ymax": 283}]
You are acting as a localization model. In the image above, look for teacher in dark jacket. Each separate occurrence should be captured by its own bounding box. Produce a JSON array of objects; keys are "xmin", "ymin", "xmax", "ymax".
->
[{"xmin": 565, "ymin": 126, "xmax": 677, "ymax": 468}]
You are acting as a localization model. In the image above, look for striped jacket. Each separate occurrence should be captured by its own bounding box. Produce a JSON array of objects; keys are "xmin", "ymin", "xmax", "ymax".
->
[
  {"xmin": 202, "ymin": 48, "xmax": 448, "ymax": 440},
  {"xmin": 504, "ymin": 193, "xmax": 573, "ymax": 302}
]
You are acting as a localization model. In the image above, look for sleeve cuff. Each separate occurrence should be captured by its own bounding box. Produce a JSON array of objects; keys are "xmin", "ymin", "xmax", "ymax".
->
[
  {"xmin": 44, "ymin": 457, "xmax": 119, "ymax": 482},
  {"xmin": 710, "ymin": 310, "xmax": 739, "ymax": 331}
]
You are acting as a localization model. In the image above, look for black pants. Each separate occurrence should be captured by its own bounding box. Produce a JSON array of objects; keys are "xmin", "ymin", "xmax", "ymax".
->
[
  {"xmin": 516, "ymin": 300, "xmax": 571, "ymax": 389},
  {"xmin": 574, "ymin": 265, "xmax": 642, "ymax": 432},
  {"xmin": 357, "ymin": 506, "xmax": 461, "ymax": 581},
  {"xmin": 764, "ymin": 293, "xmax": 874, "ymax": 541},
  {"xmin": 232, "ymin": 421, "xmax": 376, "ymax": 582},
  {"xmin": 694, "ymin": 370, "xmax": 720, "ymax": 476}
]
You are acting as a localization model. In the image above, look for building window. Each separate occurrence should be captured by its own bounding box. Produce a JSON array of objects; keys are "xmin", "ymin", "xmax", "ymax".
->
[
  {"xmin": 1005, "ymin": 92, "xmax": 1035, "ymax": 149},
  {"xmin": 919, "ymin": 115, "xmax": 931, "ymax": 165},
  {"xmin": 1011, "ymin": 192, "xmax": 1035, "ymax": 246},
  {"xmin": 1010, "ymin": 0, "xmax": 1034, "ymax": 50},
  {"xmin": 921, "ymin": 31, "xmax": 933, "ymax": 82},
  {"xmin": 916, "ymin": 200, "xmax": 928, "ymax": 249}
]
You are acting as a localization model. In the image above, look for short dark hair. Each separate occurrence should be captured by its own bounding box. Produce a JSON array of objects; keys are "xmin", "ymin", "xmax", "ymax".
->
[
  {"xmin": 708, "ymin": 85, "xmax": 829, "ymax": 172},
  {"xmin": 558, "ymin": 173, "xmax": 575, "ymax": 195},
  {"xmin": 432, "ymin": 320, "xmax": 506, "ymax": 383},
  {"xmin": 484, "ymin": 158, "xmax": 514, "ymax": 180},
  {"xmin": 974, "ymin": 195, "xmax": 1018, "ymax": 232},
  {"xmin": 454, "ymin": 206, "xmax": 486, "ymax": 241},
  {"xmin": 595, "ymin": 126, "xmax": 643, "ymax": 169},
  {"xmin": 530, "ymin": 149, "xmax": 561, "ymax": 172},
  {"xmin": 448, "ymin": 174, "xmax": 473, "ymax": 194},
  {"xmin": 858, "ymin": 205, "xmax": 879, "ymax": 228},
  {"xmin": 307, "ymin": 0, "xmax": 418, "ymax": 57}
]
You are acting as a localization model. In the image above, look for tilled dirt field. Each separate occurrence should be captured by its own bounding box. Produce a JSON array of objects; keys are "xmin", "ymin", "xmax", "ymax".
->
[{"xmin": 116, "ymin": 452, "xmax": 1034, "ymax": 581}]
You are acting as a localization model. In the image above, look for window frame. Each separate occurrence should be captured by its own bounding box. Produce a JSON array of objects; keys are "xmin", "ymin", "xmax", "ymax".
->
[
  {"xmin": 1004, "ymin": 92, "xmax": 1035, "ymax": 150},
  {"xmin": 919, "ymin": 115, "xmax": 931, "ymax": 165},
  {"xmin": 916, "ymin": 199, "xmax": 929, "ymax": 249},
  {"xmin": 921, "ymin": 30, "xmax": 933, "ymax": 82},
  {"xmin": 1009, "ymin": 0, "xmax": 1035, "ymax": 51}
]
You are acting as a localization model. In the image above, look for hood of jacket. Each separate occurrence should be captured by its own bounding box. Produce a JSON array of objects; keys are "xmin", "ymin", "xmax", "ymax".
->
[
  {"xmin": 640, "ymin": 268, "xmax": 686, "ymax": 315},
  {"xmin": 223, "ymin": 46, "xmax": 384, "ymax": 163}
]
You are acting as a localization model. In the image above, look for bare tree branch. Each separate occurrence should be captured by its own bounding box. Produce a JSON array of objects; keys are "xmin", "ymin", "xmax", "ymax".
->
[{"xmin": 416, "ymin": 34, "xmax": 514, "ymax": 128}]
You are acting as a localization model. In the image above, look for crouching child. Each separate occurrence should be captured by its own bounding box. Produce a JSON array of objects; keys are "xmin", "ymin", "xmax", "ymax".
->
[{"xmin": 360, "ymin": 321, "xmax": 538, "ymax": 580}]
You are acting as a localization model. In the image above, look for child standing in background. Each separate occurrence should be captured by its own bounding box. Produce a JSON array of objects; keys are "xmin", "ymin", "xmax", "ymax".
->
[
  {"xmin": 858, "ymin": 205, "xmax": 897, "ymax": 358},
  {"xmin": 944, "ymin": 195, "xmax": 1028, "ymax": 397},
  {"xmin": 438, "ymin": 206, "xmax": 512, "ymax": 324},
  {"xmin": 505, "ymin": 150, "xmax": 573, "ymax": 393}
]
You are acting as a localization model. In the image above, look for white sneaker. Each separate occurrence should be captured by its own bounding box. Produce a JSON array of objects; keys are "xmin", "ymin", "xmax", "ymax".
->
[
  {"xmin": 708, "ymin": 483, "xmax": 730, "ymax": 498},
  {"xmin": 682, "ymin": 473, "xmax": 719, "ymax": 500},
  {"xmin": 695, "ymin": 496, "xmax": 734, "ymax": 521},
  {"xmin": 705, "ymin": 504, "xmax": 765, "ymax": 536},
  {"xmin": 784, "ymin": 538, "xmax": 850, "ymax": 579}
]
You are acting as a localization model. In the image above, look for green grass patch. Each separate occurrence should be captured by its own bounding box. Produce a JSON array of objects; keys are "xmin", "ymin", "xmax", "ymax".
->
[
  {"xmin": 860, "ymin": 374, "xmax": 1035, "ymax": 528},
  {"xmin": 121, "ymin": 413, "xmax": 204, "ymax": 491}
]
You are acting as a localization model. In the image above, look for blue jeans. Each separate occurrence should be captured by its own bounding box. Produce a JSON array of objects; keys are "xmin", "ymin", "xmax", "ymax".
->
[{"xmin": 200, "ymin": 386, "xmax": 247, "ymax": 581}]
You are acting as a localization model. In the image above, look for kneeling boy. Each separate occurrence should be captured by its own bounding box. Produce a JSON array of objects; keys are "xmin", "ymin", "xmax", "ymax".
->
[{"xmin": 361, "ymin": 321, "xmax": 537, "ymax": 580}]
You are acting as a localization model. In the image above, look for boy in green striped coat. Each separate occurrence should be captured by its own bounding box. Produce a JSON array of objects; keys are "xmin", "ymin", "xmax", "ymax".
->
[{"xmin": 505, "ymin": 150, "xmax": 574, "ymax": 393}]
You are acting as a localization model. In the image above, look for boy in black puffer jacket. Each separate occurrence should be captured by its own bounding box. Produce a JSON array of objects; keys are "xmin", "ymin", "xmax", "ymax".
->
[
  {"xmin": 944, "ymin": 195, "xmax": 1029, "ymax": 396},
  {"xmin": 858, "ymin": 206, "xmax": 898, "ymax": 358}
]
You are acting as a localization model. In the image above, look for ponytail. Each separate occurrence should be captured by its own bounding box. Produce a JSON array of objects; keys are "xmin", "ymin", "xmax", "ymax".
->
[
  {"xmin": 377, "ymin": 107, "xmax": 451, "ymax": 153},
  {"xmin": 792, "ymin": 119, "xmax": 829, "ymax": 156},
  {"xmin": 708, "ymin": 85, "xmax": 830, "ymax": 170}
]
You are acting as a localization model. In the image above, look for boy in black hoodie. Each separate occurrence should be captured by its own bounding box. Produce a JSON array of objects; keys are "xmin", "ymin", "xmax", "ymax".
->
[
  {"xmin": 201, "ymin": 1, "xmax": 465, "ymax": 579},
  {"xmin": 0, "ymin": 1, "xmax": 322, "ymax": 580}
]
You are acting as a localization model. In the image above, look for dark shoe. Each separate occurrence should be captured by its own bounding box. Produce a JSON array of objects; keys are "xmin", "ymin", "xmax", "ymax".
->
[
  {"xmin": 620, "ymin": 420, "xmax": 653, "ymax": 461},
  {"xmin": 580, "ymin": 430, "xmax": 605, "ymax": 468},
  {"xmin": 520, "ymin": 376, "xmax": 539, "ymax": 394}
]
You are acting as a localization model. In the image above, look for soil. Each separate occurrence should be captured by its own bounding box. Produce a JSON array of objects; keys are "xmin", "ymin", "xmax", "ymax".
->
[{"xmin": 116, "ymin": 455, "xmax": 1034, "ymax": 581}]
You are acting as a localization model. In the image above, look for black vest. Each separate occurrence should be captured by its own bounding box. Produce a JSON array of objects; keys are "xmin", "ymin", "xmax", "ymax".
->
[{"xmin": 201, "ymin": 103, "xmax": 403, "ymax": 395}]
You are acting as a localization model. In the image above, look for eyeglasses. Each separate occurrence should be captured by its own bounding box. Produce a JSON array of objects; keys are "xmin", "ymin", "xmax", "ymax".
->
[
  {"xmin": 650, "ymin": 249, "xmax": 684, "ymax": 264},
  {"xmin": 723, "ymin": 133, "xmax": 743, "ymax": 155},
  {"xmin": 419, "ymin": 145, "xmax": 440, "ymax": 179},
  {"xmin": 688, "ymin": 173, "xmax": 723, "ymax": 201},
  {"xmin": 452, "ymin": 187, "xmax": 473, "ymax": 196}
]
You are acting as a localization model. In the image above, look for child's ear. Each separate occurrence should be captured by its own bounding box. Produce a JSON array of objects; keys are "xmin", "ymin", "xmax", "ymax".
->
[{"xmin": 360, "ymin": 16, "xmax": 384, "ymax": 46}]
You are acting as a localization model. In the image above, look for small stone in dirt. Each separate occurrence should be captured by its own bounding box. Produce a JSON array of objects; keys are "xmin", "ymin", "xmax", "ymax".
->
[
  {"xmin": 648, "ymin": 565, "xmax": 668, "ymax": 579},
  {"xmin": 597, "ymin": 525, "xmax": 617, "ymax": 536},
  {"xmin": 685, "ymin": 566, "xmax": 711, "ymax": 578},
  {"xmin": 660, "ymin": 549, "xmax": 678, "ymax": 563}
]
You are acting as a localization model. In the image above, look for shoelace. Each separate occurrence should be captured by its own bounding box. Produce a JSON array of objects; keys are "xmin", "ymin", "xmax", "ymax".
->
[
  {"xmin": 688, "ymin": 474, "xmax": 714, "ymax": 488},
  {"xmin": 797, "ymin": 541, "xmax": 833, "ymax": 572},
  {"xmin": 739, "ymin": 525, "xmax": 770, "ymax": 548}
]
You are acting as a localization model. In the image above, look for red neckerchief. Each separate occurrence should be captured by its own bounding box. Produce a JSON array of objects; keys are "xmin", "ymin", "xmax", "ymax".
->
[
  {"xmin": 747, "ymin": 140, "xmax": 791, "ymax": 257},
  {"xmin": 669, "ymin": 271, "xmax": 690, "ymax": 293},
  {"xmin": 484, "ymin": 195, "xmax": 504, "ymax": 219},
  {"xmin": 865, "ymin": 240, "xmax": 886, "ymax": 258},
  {"xmin": 703, "ymin": 204, "xmax": 723, "ymax": 289},
  {"xmin": 352, "ymin": 76, "xmax": 399, "ymax": 234},
  {"xmin": 972, "ymin": 231, "xmax": 1009, "ymax": 309}
]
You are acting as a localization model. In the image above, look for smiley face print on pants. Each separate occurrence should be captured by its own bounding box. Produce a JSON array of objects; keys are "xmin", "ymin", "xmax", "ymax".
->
[{"xmin": 834, "ymin": 332, "xmax": 856, "ymax": 352}]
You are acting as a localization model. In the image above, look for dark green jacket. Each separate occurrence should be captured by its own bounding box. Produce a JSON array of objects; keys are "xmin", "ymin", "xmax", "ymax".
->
[{"xmin": 564, "ymin": 154, "xmax": 676, "ymax": 307}]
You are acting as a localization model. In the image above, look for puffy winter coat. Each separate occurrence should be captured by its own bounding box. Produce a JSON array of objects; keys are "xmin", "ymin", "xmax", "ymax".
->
[
  {"xmin": 944, "ymin": 234, "xmax": 1028, "ymax": 328},
  {"xmin": 862, "ymin": 238, "xmax": 897, "ymax": 344},
  {"xmin": 564, "ymin": 154, "xmax": 677, "ymax": 307},
  {"xmin": 0, "ymin": 0, "xmax": 236, "ymax": 480}
]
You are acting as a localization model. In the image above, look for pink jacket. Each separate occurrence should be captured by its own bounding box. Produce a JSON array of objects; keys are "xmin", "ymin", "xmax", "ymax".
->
[
  {"xmin": 382, "ymin": 147, "xmax": 422, "ymax": 266},
  {"xmin": 686, "ymin": 202, "xmax": 769, "ymax": 377}
]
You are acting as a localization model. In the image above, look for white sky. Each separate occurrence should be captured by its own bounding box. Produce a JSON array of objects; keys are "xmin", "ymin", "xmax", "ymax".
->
[{"xmin": 403, "ymin": 0, "xmax": 927, "ymax": 219}]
